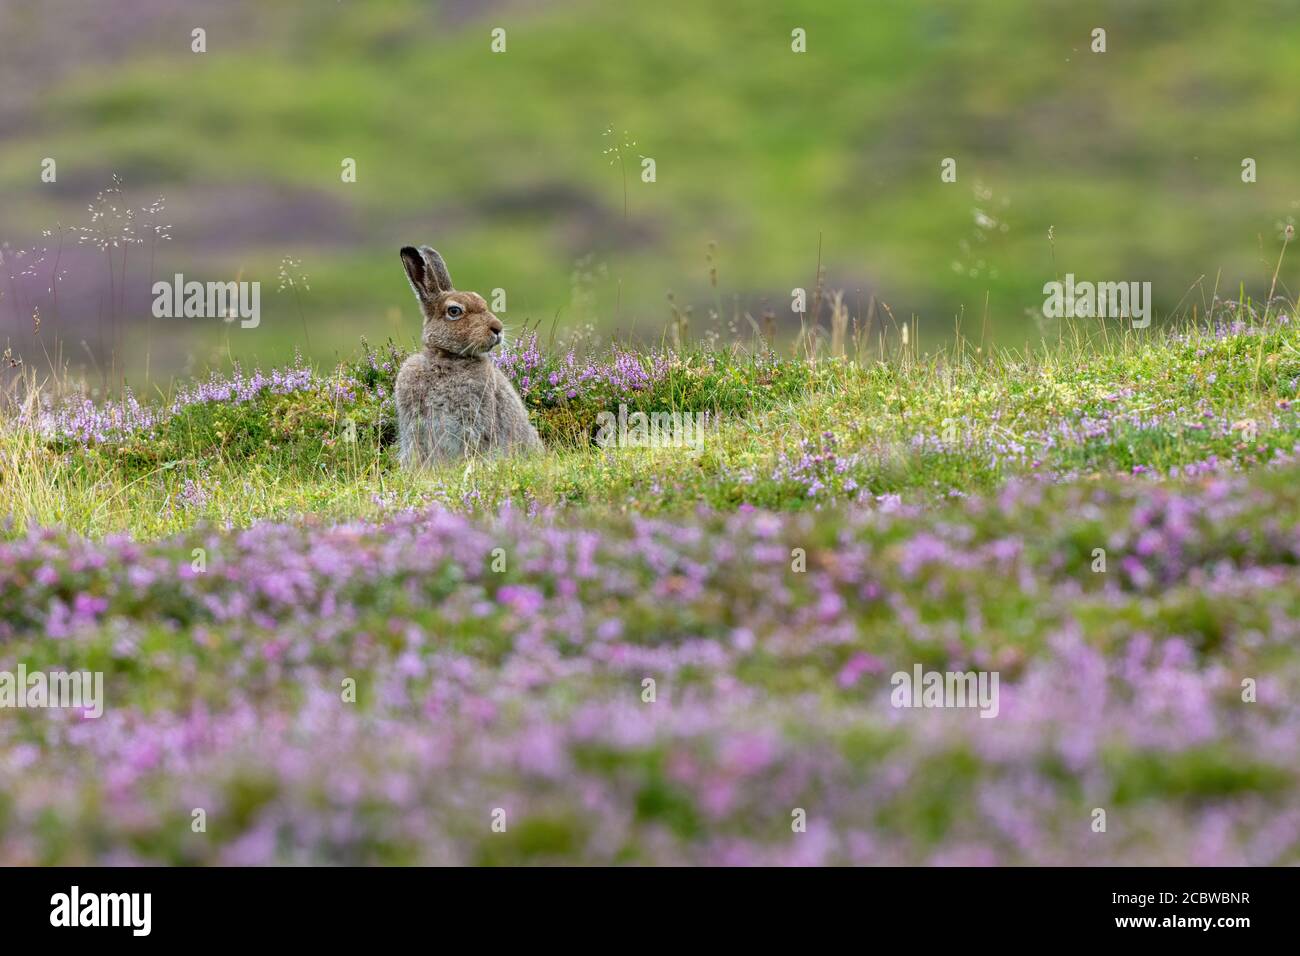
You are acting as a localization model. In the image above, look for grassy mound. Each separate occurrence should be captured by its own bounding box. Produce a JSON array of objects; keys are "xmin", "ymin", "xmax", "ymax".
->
[{"xmin": 4, "ymin": 307, "xmax": 1300, "ymax": 537}]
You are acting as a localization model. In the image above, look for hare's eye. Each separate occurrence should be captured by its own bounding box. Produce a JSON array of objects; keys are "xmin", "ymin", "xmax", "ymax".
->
[{"xmin": 445, "ymin": 304, "xmax": 464, "ymax": 319}]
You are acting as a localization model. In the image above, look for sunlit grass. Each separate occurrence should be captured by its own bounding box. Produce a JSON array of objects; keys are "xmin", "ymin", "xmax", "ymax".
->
[{"xmin": 4, "ymin": 304, "xmax": 1299, "ymax": 539}]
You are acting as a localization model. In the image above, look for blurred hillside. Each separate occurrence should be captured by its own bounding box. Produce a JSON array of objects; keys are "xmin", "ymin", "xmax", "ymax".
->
[{"xmin": 1, "ymin": 0, "xmax": 1298, "ymax": 383}]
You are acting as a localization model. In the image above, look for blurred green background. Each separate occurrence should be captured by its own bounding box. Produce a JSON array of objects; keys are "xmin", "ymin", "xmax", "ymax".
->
[{"xmin": 1, "ymin": 0, "xmax": 1298, "ymax": 384}]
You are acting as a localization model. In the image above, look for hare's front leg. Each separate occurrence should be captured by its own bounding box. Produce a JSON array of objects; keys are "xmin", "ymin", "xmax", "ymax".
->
[{"xmin": 400, "ymin": 406, "xmax": 476, "ymax": 464}]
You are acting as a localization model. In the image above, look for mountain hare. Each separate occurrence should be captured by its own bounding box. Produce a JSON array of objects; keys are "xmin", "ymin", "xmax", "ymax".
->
[{"xmin": 394, "ymin": 245, "xmax": 542, "ymax": 466}]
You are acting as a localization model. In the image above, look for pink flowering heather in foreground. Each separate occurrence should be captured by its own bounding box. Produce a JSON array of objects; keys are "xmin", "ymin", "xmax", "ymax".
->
[{"xmin": 1, "ymin": 469, "xmax": 1298, "ymax": 864}]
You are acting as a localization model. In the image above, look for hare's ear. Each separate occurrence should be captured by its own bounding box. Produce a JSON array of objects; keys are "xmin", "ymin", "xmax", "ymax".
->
[
  {"xmin": 419, "ymin": 247, "xmax": 454, "ymax": 293},
  {"xmin": 400, "ymin": 245, "xmax": 453, "ymax": 301}
]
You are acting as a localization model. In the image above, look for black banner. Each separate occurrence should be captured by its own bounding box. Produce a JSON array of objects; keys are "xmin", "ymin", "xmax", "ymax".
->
[{"xmin": 0, "ymin": 866, "xmax": 1284, "ymax": 942}]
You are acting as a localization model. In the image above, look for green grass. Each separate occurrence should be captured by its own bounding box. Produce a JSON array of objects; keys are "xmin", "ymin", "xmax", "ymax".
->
[{"xmin": 5, "ymin": 303, "xmax": 1300, "ymax": 540}]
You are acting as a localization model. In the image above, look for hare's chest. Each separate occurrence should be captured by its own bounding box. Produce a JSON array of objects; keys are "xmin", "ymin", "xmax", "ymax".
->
[{"xmin": 426, "ymin": 367, "xmax": 497, "ymax": 441}]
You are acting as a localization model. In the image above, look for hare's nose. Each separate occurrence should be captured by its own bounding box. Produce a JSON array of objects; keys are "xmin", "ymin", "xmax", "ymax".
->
[{"xmin": 487, "ymin": 317, "xmax": 503, "ymax": 334}]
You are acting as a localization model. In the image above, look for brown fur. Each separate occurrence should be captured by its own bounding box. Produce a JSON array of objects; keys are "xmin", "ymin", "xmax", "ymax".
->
[{"xmin": 395, "ymin": 246, "xmax": 542, "ymax": 466}]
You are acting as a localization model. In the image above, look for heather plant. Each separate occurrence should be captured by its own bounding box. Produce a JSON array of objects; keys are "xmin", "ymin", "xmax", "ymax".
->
[{"xmin": 1, "ymin": 470, "xmax": 1298, "ymax": 864}]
